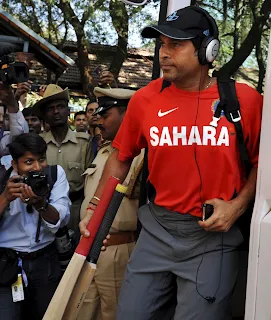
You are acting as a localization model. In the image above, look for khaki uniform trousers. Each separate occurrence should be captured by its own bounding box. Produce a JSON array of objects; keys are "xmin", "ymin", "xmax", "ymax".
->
[{"xmin": 78, "ymin": 242, "xmax": 135, "ymax": 320}]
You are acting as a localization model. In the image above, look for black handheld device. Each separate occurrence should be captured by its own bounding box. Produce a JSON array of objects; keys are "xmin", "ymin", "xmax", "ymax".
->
[
  {"xmin": 30, "ymin": 84, "xmax": 40, "ymax": 92},
  {"xmin": 202, "ymin": 203, "xmax": 214, "ymax": 221},
  {"xmin": 93, "ymin": 65, "xmax": 103, "ymax": 76}
]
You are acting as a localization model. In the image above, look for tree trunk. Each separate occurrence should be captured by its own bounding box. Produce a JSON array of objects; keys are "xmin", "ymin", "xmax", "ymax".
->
[
  {"xmin": 57, "ymin": 0, "xmax": 93, "ymax": 97},
  {"xmin": 233, "ymin": 0, "xmax": 242, "ymax": 56},
  {"xmin": 217, "ymin": 0, "xmax": 271, "ymax": 79},
  {"xmin": 47, "ymin": 3, "xmax": 53, "ymax": 84},
  {"xmin": 76, "ymin": 34, "xmax": 93, "ymax": 97},
  {"xmin": 256, "ymin": 40, "xmax": 265, "ymax": 93},
  {"xmin": 109, "ymin": 0, "xmax": 128, "ymax": 77}
]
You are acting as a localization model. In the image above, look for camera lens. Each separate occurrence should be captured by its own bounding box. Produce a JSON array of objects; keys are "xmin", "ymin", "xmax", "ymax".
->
[
  {"xmin": 27, "ymin": 171, "xmax": 49, "ymax": 197},
  {"xmin": 32, "ymin": 180, "xmax": 48, "ymax": 197}
]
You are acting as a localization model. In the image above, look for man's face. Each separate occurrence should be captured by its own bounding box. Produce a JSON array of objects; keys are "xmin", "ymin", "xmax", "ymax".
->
[
  {"xmin": 98, "ymin": 107, "xmax": 125, "ymax": 141},
  {"xmin": 74, "ymin": 114, "xmax": 88, "ymax": 132},
  {"xmin": 86, "ymin": 102, "xmax": 98, "ymax": 127},
  {"xmin": 12, "ymin": 152, "xmax": 47, "ymax": 177},
  {"xmin": 44, "ymin": 100, "xmax": 70, "ymax": 127},
  {"xmin": 25, "ymin": 116, "xmax": 41, "ymax": 134},
  {"xmin": 159, "ymin": 35, "xmax": 200, "ymax": 85}
]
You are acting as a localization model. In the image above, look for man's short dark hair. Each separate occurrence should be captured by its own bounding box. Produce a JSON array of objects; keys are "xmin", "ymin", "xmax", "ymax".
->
[
  {"xmin": 9, "ymin": 133, "xmax": 47, "ymax": 162},
  {"xmin": 74, "ymin": 111, "xmax": 87, "ymax": 119},
  {"xmin": 85, "ymin": 97, "xmax": 97, "ymax": 112},
  {"xmin": 22, "ymin": 107, "xmax": 41, "ymax": 120}
]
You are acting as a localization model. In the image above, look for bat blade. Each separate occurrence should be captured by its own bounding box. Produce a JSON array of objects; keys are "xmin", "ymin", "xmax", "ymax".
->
[
  {"xmin": 62, "ymin": 261, "xmax": 96, "ymax": 320},
  {"xmin": 42, "ymin": 176, "xmax": 119, "ymax": 320},
  {"xmin": 43, "ymin": 253, "xmax": 85, "ymax": 320}
]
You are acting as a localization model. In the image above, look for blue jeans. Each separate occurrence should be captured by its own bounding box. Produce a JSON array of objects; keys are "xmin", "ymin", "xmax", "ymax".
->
[{"xmin": 0, "ymin": 243, "xmax": 61, "ymax": 320}]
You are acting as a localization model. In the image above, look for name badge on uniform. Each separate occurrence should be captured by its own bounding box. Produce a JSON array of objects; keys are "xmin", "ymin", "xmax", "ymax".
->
[{"xmin": 11, "ymin": 274, "xmax": 24, "ymax": 302}]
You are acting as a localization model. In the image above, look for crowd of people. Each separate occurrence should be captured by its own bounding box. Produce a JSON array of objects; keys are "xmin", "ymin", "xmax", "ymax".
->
[{"xmin": 0, "ymin": 5, "xmax": 263, "ymax": 320}]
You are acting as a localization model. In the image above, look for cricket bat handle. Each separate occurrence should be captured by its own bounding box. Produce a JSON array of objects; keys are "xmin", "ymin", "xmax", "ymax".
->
[{"xmin": 88, "ymin": 183, "xmax": 128, "ymax": 263}]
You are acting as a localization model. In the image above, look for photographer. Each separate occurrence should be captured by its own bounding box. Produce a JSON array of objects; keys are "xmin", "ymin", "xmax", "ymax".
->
[{"xmin": 0, "ymin": 133, "xmax": 70, "ymax": 320}]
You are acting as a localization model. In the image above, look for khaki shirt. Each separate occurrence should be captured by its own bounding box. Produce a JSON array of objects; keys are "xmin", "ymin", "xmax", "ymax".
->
[
  {"xmin": 41, "ymin": 129, "xmax": 93, "ymax": 193},
  {"xmin": 80, "ymin": 142, "xmax": 144, "ymax": 233}
]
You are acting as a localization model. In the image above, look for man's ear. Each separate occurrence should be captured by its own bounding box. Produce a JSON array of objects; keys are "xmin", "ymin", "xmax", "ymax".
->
[
  {"xmin": 194, "ymin": 50, "xmax": 198, "ymax": 57},
  {"xmin": 11, "ymin": 160, "xmax": 17, "ymax": 172}
]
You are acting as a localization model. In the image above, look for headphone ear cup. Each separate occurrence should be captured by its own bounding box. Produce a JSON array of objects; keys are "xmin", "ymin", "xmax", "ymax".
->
[{"xmin": 198, "ymin": 36, "xmax": 220, "ymax": 65}]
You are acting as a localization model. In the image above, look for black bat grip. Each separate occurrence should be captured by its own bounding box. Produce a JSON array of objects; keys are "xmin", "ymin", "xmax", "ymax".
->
[{"xmin": 87, "ymin": 186, "xmax": 126, "ymax": 264}]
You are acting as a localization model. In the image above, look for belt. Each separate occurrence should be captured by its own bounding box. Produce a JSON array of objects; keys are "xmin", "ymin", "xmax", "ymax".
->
[
  {"xmin": 69, "ymin": 189, "xmax": 84, "ymax": 203},
  {"xmin": 107, "ymin": 231, "xmax": 136, "ymax": 247},
  {"xmin": 17, "ymin": 242, "xmax": 55, "ymax": 260}
]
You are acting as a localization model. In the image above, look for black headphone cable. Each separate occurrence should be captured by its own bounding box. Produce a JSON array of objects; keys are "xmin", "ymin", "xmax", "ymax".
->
[{"xmin": 193, "ymin": 67, "xmax": 224, "ymax": 304}]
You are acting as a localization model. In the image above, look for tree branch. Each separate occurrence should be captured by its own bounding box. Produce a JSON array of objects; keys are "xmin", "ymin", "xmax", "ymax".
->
[{"xmin": 216, "ymin": 0, "xmax": 271, "ymax": 79}]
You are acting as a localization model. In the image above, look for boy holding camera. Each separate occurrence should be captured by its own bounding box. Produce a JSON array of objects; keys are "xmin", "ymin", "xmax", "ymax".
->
[{"xmin": 0, "ymin": 133, "xmax": 70, "ymax": 320}]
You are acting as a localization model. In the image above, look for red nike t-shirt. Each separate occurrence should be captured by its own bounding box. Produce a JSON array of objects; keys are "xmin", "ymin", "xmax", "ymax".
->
[{"xmin": 112, "ymin": 78, "xmax": 263, "ymax": 217}]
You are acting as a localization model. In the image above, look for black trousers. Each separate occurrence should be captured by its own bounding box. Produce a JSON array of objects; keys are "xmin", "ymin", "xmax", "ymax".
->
[{"xmin": 0, "ymin": 243, "xmax": 61, "ymax": 320}]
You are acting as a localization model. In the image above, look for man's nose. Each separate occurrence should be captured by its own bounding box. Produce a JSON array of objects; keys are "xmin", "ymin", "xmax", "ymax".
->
[
  {"xmin": 160, "ymin": 45, "xmax": 171, "ymax": 59},
  {"xmin": 32, "ymin": 161, "xmax": 42, "ymax": 171},
  {"xmin": 53, "ymin": 107, "xmax": 59, "ymax": 114}
]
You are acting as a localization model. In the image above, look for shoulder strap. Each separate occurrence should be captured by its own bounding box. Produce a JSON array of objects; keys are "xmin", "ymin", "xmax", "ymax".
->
[
  {"xmin": 0, "ymin": 166, "xmax": 13, "ymax": 194},
  {"xmin": 217, "ymin": 79, "xmax": 251, "ymax": 176},
  {"xmin": 139, "ymin": 79, "xmax": 171, "ymax": 202},
  {"xmin": 35, "ymin": 164, "xmax": 58, "ymax": 243},
  {"xmin": 160, "ymin": 79, "xmax": 171, "ymax": 92},
  {"xmin": 45, "ymin": 165, "xmax": 58, "ymax": 196}
]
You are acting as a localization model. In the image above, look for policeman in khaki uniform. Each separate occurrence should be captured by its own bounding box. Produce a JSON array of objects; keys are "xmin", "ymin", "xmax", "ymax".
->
[
  {"xmin": 78, "ymin": 87, "xmax": 144, "ymax": 320},
  {"xmin": 33, "ymin": 84, "xmax": 93, "ymax": 232}
]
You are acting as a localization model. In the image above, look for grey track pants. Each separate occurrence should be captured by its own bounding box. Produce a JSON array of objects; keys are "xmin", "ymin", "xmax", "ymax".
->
[{"xmin": 116, "ymin": 203, "xmax": 244, "ymax": 320}]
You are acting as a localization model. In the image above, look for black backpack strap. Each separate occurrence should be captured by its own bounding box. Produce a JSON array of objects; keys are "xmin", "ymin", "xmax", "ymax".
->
[
  {"xmin": 46, "ymin": 165, "xmax": 58, "ymax": 195},
  {"xmin": 137, "ymin": 79, "xmax": 171, "ymax": 237},
  {"xmin": 217, "ymin": 79, "xmax": 251, "ymax": 176},
  {"xmin": 160, "ymin": 79, "xmax": 171, "ymax": 92},
  {"xmin": 35, "ymin": 165, "xmax": 58, "ymax": 243},
  {"xmin": 0, "ymin": 166, "xmax": 13, "ymax": 195}
]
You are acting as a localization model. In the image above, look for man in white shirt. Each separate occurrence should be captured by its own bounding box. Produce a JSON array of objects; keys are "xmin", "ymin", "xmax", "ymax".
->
[{"xmin": 0, "ymin": 132, "xmax": 70, "ymax": 320}]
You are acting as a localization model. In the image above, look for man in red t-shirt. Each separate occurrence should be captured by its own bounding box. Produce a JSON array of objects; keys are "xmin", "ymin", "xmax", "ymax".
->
[{"xmin": 80, "ymin": 6, "xmax": 262, "ymax": 320}]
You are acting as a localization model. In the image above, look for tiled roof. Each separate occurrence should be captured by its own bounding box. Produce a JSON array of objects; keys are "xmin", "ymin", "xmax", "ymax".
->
[{"xmin": 29, "ymin": 42, "xmax": 154, "ymax": 97}]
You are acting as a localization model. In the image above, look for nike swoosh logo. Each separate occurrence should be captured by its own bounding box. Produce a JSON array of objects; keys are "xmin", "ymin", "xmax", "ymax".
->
[{"xmin": 158, "ymin": 107, "xmax": 179, "ymax": 117}]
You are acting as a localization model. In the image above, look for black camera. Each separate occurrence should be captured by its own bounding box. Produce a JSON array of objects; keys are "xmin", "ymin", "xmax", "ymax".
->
[
  {"xmin": 0, "ymin": 55, "xmax": 29, "ymax": 84},
  {"xmin": 55, "ymin": 227, "xmax": 75, "ymax": 273},
  {"xmin": 17, "ymin": 171, "xmax": 49, "ymax": 197},
  {"xmin": 0, "ymin": 43, "xmax": 29, "ymax": 84}
]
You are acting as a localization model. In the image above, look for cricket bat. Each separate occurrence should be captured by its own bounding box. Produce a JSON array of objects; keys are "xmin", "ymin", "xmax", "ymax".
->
[
  {"xmin": 62, "ymin": 183, "xmax": 128, "ymax": 320},
  {"xmin": 43, "ymin": 176, "xmax": 120, "ymax": 320}
]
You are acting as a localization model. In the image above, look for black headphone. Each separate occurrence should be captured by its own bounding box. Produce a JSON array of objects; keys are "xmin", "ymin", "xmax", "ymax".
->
[{"xmin": 191, "ymin": 7, "xmax": 220, "ymax": 65}]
